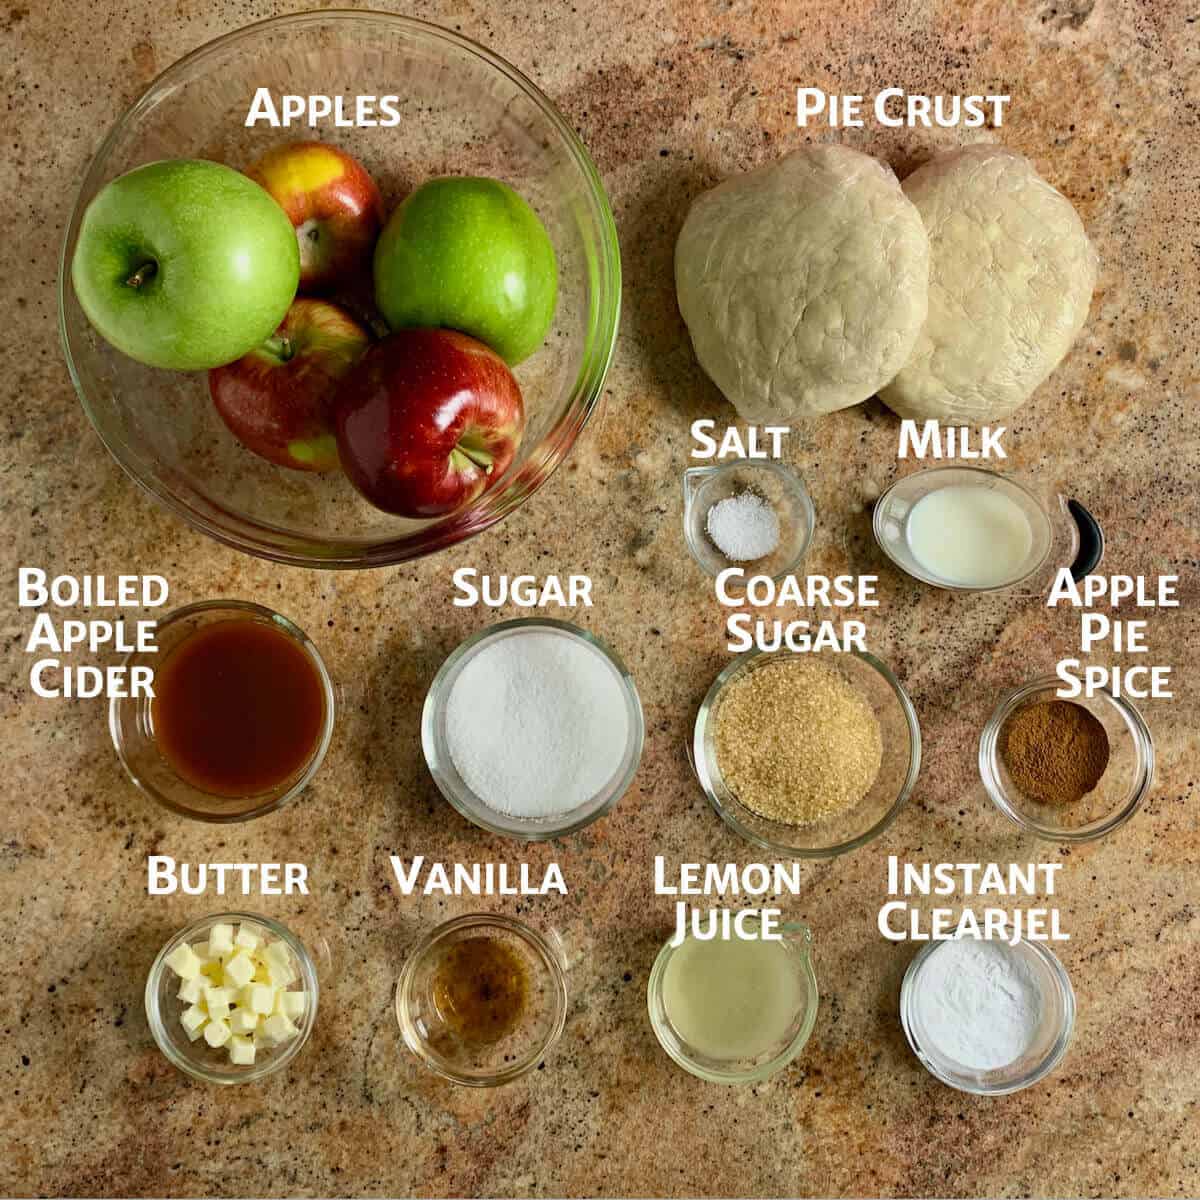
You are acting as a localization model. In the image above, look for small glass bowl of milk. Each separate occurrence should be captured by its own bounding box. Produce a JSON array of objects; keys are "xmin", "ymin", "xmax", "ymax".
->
[{"xmin": 872, "ymin": 467, "xmax": 1071, "ymax": 593}]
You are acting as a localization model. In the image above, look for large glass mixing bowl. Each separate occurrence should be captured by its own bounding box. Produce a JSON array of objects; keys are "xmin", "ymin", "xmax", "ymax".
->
[{"xmin": 58, "ymin": 12, "xmax": 620, "ymax": 567}]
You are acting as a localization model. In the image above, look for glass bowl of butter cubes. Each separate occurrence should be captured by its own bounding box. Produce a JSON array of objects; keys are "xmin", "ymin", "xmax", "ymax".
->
[{"xmin": 145, "ymin": 912, "xmax": 318, "ymax": 1084}]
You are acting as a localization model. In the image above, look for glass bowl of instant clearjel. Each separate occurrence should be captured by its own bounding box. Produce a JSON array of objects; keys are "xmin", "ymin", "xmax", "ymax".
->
[
  {"xmin": 693, "ymin": 647, "xmax": 921, "ymax": 857},
  {"xmin": 145, "ymin": 912, "xmax": 318, "ymax": 1084}
]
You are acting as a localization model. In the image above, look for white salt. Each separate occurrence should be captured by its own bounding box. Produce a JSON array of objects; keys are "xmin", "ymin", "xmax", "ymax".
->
[
  {"xmin": 444, "ymin": 630, "xmax": 631, "ymax": 820},
  {"xmin": 706, "ymin": 492, "xmax": 780, "ymax": 562}
]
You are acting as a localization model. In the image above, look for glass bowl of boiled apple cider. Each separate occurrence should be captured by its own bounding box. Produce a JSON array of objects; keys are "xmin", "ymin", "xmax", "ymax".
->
[{"xmin": 58, "ymin": 12, "xmax": 620, "ymax": 567}]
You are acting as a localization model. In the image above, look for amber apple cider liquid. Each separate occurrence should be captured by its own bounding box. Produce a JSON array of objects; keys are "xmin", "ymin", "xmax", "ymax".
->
[{"xmin": 150, "ymin": 619, "xmax": 326, "ymax": 797}]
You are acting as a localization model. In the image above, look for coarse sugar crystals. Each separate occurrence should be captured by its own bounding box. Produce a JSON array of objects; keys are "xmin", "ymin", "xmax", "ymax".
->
[
  {"xmin": 444, "ymin": 628, "xmax": 632, "ymax": 820},
  {"xmin": 713, "ymin": 656, "xmax": 882, "ymax": 825}
]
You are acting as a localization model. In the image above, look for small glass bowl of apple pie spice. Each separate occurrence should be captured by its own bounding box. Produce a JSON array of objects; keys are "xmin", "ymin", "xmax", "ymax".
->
[{"xmin": 145, "ymin": 912, "xmax": 319, "ymax": 1085}]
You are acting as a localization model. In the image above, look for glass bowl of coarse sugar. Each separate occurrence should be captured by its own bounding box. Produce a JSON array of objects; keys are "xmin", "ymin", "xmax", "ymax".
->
[
  {"xmin": 691, "ymin": 647, "xmax": 921, "ymax": 857},
  {"xmin": 421, "ymin": 618, "xmax": 645, "ymax": 841}
]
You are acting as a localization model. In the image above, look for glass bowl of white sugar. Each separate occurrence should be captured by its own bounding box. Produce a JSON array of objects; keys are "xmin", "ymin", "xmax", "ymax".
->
[
  {"xmin": 422, "ymin": 619, "xmax": 645, "ymax": 840},
  {"xmin": 900, "ymin": 935, "xmax": 1075, "ymax": 1095},
  {"xmin": 683, "ymin": 460, "xmax": 815, "ymax": 582}
]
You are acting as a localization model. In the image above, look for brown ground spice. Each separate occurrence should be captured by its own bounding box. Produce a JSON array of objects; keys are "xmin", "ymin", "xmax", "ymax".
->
[
  {"xmin": 713, "ymin": 658, "xmax": 882, "ymax": 826},
  {"xmin": 1000, "ymin": 699, "xmax": 1110, "ymax": 806}
]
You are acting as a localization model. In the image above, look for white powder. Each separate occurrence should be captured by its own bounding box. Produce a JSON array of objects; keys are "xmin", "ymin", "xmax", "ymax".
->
[
  {"xmin": 445, "ymin": 630, "xmax": 632, "ymax": 820},
  {"xmin": 706, "ymin": 492, "xmax": 781, "ymax": 561},
  {"xmin": 913, "ymin": 938, "xmax": 1043, "ymax": 1071}
]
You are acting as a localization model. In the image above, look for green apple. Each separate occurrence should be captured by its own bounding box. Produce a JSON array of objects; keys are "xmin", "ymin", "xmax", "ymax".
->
[
  {"xmin": 71, "ymin": 159, "xmax": 300, "ymax": 371},
  {"xmin": 373, "ymin": 177, "xmax": 557, "ymax": 365}
]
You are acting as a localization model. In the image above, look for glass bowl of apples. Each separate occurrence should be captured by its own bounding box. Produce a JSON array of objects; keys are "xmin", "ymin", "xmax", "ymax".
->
[{"xmin": 58, "ymin": 12, "xmax": 620, "ymax": 567}]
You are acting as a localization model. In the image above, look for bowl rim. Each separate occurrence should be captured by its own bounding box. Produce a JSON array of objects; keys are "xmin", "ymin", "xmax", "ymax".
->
[
  {"xmin": 58, "ymin": 9, "xmax": 622, "ymax": 569},
  {"xmin": 691, "ymin": 647, "xmax": 921, "ymax": 858},
  {"xmin": 421, "ymin": 617, "xmax": 645, "ymax": 841},
  {"xmin": 144, "ymin": 910, "xmax": 320, "ymax": 1085},
  {"xmin": 109, "ymin": 599, "xmax": 336, "ymax": 823},
  {"xmin": 394, "ymin": 912, "xmax": 569, "ymax": 1087},
  {"xmin": 978, "ymin": 674, "xmax": 1155, "ymax": 843},
  {"xmin": 646, "ymin": 918, "xmax": 819, "ymax": 1085},
  {"xmin": 899, "ymin": 935, "xmax": 1076, "ymax": 1096},
  {"xmin": 871, "ymin": 465, "xmax": 1056, "ymax": 594}
]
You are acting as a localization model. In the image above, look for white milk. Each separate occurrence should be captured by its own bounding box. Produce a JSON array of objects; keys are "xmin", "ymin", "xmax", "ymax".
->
[{"xmin": 905, "ymin": 485, "xmax": 1034, "ymax": 587}]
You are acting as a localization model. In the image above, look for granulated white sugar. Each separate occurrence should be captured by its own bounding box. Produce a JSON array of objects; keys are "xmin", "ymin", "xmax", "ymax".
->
[
  {"xmin": 445, "ymin": 630, "xmax": 631, "ymax": 820},
  {"xmin": 706, "ymin": 491, "xmax": 780, "ymax": 561}
]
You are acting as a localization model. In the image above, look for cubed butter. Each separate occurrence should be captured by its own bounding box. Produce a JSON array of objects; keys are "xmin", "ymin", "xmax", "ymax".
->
[
  {"xmin": 222, "ymin": 951, "xmax": 256, "ymax": 990},
  {"xmin": 235, "ymin": 925, "xmax": 262, "ymax": 953},
  {"xmin": 180, "ymin": 1004, "xmax": 207, "ymax": 1035},
  {"xmin": 265, "ymin": 941, "xmax": 292, "ymax": 971},
  {"xmin": 279, "ymin": 991, "xmax": 307, "ymax": 1020},
  {"xmin": 203, "ymin": 1018, "xmax": 231, "ymax": 1048},
  {"xmin": 242, "ymin": 983, "xmax": 276, "ymax": 1016},
  {"xmin": 230, "ymin": 1008, "xmax": 258, "ymax": 1036},
  {"xmin": 171, "ymin": 931, "xmax": 307, "ymax": 1065},
  {"xmin": 177, "ymin": 976, "xmax": 204, "ymax": 1005},
  {"xmin": 267, "ymin": 958, "xmax": 296, "ymax": 988},
  {"xmin": 229, "ymin": 1036, "xmax": 256, "ymax": 1066},
  {"xmin": 207, "ymin": 923, "xmax": 235, "ymax": 957},
  {"xmin": 204, "ymin": 985, "xmax": 234, "ymax": 1021},
  {"xmin": 262, "ymin": 1013, "xmax": 298, "ymax": 1043},
  {"xmin": 164, "ymin": 943, "xmax": 203, "ymax": 981}
]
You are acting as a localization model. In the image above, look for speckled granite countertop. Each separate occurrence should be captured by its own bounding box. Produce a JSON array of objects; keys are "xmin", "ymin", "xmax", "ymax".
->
[{"xmin": 2, "ymin": 1, "xmax": 1198, "ymax": 1196}]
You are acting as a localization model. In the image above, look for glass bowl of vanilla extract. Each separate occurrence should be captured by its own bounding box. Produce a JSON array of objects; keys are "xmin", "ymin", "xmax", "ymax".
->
[
  {"xmin": 110, "ymin": 600, "xmax": 335, "ymax": 822},
  {"xmin": 395, "ymin": 913, "xmax": 568, "ymax": 1087}
]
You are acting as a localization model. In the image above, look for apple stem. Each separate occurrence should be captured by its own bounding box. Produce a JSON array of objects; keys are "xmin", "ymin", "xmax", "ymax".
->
[
  {"xmin": 125, "ymin": 260, "xmax": 157, "ymax": 290},
  {"xmin": 455, "ymin": 443, "xmax": 495, "ymax": 474},
  {"xmin": 262, "ymin": 334, "xmax": 295, "ymax": 363}
]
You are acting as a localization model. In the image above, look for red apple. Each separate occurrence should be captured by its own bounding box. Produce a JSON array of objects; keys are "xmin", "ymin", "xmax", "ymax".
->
[
  {"xmin": 209, "ymin": 299, "xmax": 370, "ymax": 471},
  {"xmin": 245, "ymin": 141, "xmax": 384, "ymax": 291},
  {"xmin": 333, "ymin": 328, "xmax": 525, "ymax": 517}
]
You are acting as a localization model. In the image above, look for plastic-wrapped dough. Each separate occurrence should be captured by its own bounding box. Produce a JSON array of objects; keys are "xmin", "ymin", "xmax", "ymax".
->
[
  {"xmin": 675, "ymin": 146, "xmax": 930, "ymax": 422},
  {"xmin": 880, "ymin": 145, "xmax": 1097, "ymax": 423}
]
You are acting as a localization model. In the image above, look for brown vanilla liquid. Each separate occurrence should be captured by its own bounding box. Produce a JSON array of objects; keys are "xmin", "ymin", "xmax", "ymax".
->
[
  {"xmin": 150, "ymin": 619, "xmax": 326, "ymax": 798},
  {"xmin": 431, "ymin": 937, "xmax": 529, "ymax": 1045}
]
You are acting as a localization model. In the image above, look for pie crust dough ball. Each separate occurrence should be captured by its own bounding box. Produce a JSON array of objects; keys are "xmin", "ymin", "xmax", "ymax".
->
[
  {"xmin": 675, "ymin": 146, "xmax": 930, "ymax": 422},
  {"xmin": 880, "ymin": 145, "xmax": 1097, "ymax": 423}
]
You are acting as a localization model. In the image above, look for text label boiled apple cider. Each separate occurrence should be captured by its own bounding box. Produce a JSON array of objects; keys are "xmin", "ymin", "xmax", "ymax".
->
[{"xmin": 18, "ymin": 569, "xmax": 166, "ymax": 699}]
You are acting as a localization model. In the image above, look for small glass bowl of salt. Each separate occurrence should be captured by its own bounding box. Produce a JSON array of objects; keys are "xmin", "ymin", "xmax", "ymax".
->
[
  {"xmin": 682, "ymin": 460, "xmax": 815, "ymax": 582},
  {"xmin": 900, "ymin": 936, "xmax": 1076, "ymax": 1096}
]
